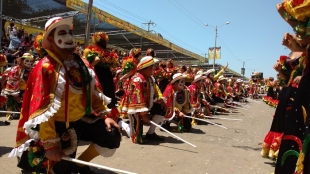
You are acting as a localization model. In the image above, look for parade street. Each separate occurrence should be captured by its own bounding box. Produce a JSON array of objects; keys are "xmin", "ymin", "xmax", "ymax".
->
[{"xmin": 0, "ymin": 99, "xmax": 276, "ymax": 174}]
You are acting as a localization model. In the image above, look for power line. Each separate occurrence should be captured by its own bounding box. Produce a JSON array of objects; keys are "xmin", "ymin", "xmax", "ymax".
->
[
  {"xmin": 142, "ymin": 20, "xmax": 155, "ymax": 32},
  {"xmin": 95, "ymin": 0, "xmax": 205, "ymax": 53},
  {"xmin": 98, "ymin": 0, "xmax": 149, "ymax": 22},
  {"xmin": 167, "ymin": 0, "xmax": 241, "ymax": 61},
  {"xmin": 94, "ymin": 1, "xmax": 145, "ymax": 24}
]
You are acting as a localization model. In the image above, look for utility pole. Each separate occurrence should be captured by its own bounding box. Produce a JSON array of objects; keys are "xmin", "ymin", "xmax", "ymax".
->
[
  {"xmin": 202, "ymin": 53, "xmax": 207, "ymax": 63},
  {"xmin": 143, "ymin": 20, "xmax": 155, "ymax": 32},
  {"xmin": 0, "ymin": 0, "xmax": 2, "ymax": 51},
  {"xmin": 213, "ymin": 26, "xmax": 218, "ymax": 69},
  {"xmin": 84, "ymin": 0, "xmax": 93, "ymax": 47},
  {"xmin": 242, "ymin": 61, "xmax": 245, "ymax": 81},
  {"xmin": 205, "ymin": 22, "xmax": 229, "ymax": 70}
]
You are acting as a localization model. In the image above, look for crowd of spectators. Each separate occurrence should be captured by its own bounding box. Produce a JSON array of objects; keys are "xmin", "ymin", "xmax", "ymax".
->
[{"xmin": 1, "ymin": 22, "xmax": 35, "ymax": 65}]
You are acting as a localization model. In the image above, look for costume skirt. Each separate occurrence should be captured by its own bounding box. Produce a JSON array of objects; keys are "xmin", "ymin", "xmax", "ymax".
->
[{"xmin": 275, "ymin": 73, "xmax": 310, "ymax": 174}]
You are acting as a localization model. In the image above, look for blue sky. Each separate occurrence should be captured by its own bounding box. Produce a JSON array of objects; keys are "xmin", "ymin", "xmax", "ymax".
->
[{"xmin": 83, "ymin": 0, "xmax": 293, "ymax": 79}]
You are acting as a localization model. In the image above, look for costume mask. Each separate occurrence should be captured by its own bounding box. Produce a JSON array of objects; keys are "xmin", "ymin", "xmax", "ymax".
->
[
  {"xmin": 54, "ymin": 25, "xmax": 75, "ymax": 49},
  {"xmin": 178, "ymin": 80, "xmax": 185, "ymax": 90},
  {"xmin": 209, "ymin": 73, "xmax": 214, "ymax": 78},
  {"xmin": 23, "ymin": 59, "xmax": 33, "ymax": 68},
  {"xmin": 198, "ymin": 80, "xmax": 204, "ymax": 87}
]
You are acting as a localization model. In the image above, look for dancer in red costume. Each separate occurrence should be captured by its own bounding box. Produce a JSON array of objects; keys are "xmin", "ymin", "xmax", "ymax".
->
[
  {"xmin": 162, "ymin": 73, "xmax": 192, "ymax": 132},
  {"xmin": 9, "ymin": 17, "xmax": 121, "ymax": 174}
]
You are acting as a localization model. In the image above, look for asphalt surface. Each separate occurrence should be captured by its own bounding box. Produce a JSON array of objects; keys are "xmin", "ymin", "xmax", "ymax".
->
[{"xmin": 0, "ymin": 99, "xmax": 277, "ymax": 174}]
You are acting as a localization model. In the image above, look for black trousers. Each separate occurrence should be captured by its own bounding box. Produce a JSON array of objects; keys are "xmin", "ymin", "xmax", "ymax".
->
[{"xmin": 18, "ymin": 116, "xmax": 121, "ymax": 174}]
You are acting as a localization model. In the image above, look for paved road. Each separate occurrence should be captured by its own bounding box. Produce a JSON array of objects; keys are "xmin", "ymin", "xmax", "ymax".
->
[{"xmin": 0, "ymin": 99, "xmax": 276, "ymax": 174}]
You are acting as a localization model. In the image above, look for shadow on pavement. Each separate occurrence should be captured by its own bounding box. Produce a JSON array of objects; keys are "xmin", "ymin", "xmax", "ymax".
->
[
  {"xmin": 0, "ymin": 121, "xmax": 9, "ymax": 126},
  {"xmin": 164, "ymin": 126, "xmax": 205, "ymax": 135},
  {"xmin": 158, "ymin": 144, "xmax": 198, "ymax": 153},
  {"xmin": 188, "ymin": 128, "xmax": 205, "ymax": 134},
  {"xmin": 92, "ymin": 167, "xmax": 118, "ymax": 174},
  {"xmin": 141, "ymin": 136, "xmax": 197, "ymax": 150},
  {"xmin": 232, "ymin": 145, "xmax": 261, "ymax": 151},
  {"xmin": 264, "ymin": 161, "xmax": 276, "ymax": 167},
  {"xmin": 0, "ymin": 146, "xmax": 13, "ymax": 157}
]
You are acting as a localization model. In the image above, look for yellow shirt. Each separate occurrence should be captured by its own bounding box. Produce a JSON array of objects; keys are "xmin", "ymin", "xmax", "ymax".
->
[{"xmin": 38, "ymin": 88, "xmax": 108, "ymax": 141}]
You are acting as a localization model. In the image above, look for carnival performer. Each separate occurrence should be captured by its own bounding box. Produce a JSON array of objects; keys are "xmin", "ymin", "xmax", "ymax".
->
[
  {"xmin": 121, "ymin": 56, "xmax": 167, "ymax": 144},
  {"xmin": 153, "ymin": 61, "xmax": 164, "ymax": 86},
  {"xmin": 1, "ymin": 53, "xmax": 34, "ymax": 125},
  {"xmin": 273, "ymin": 1, "xmax": 310, "ymax": 173},
  {"xmin": 120, "ymin": 48, "xmax": 141, "ymax": 81},
  {"xmin": 212, "ymin": 75, "xmax": 230, "ymax": 106},
  {"xmin": 249, "ymin": 72, "xmax": 261, "ymax": 99},
  {"xmin": 226, "ymin": 78, "xmax": 235, "ymax": 101},
  {"xmin": 83, "ymin": 31, "xmax": 131, "ymax": 136},
  {"xmin": 261, "ymin": 53, "xmax": 303, "ymax": 161},
  {"xmin": 119, "ymin": 48, "xmax": 141, "ymax": 119},
  {"xmin": 161, "ymin": 59, "xmax": 178, "ymax": 93},
  {"xmin": 9, "ymin": 17, "xmax": 121, "ymax": 174},
  {"xmin": 208, "ymin": 62, "xmax": 229, "ymax": 82},
  {"xmin": 162, "ymin": 73, "xmax": 192, "ymax": 132},
  {"xmin": 0, "ymin": 53, "xmax": 8, "ymax": 114},
  {"xmin": 83, "ymin": 31, "xmax": 118, "ymax": 109},
  {"xmin": 233, "ymin": 79, "xmax": 244, "ymax": 102},
  {"xmin": 184, "ymin": 66, "xmax": 194, "ymax": 86},
  {"xmin": 266, "ymin": 77, "xmax": 276, "ymax": 99},
  {"xmin": 204, "ymin": 69, "xmax": 216, "ymax": 104},
  {"xmin": 188, "ymin": 74, "xmax": 208, "ymax": 125},
  {"xmin": 114, "ymin": 69, "xmax": 124, "ymax": 101},
  {"xmin": 32, "ymin": 33, "xmax": 48, "ymax": 66}
]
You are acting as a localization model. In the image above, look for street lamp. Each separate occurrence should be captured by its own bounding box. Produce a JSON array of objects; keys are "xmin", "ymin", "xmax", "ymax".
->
[
  {"xmin": 238, "ymin": 58, "xmax": 251, "ymax": 80},
  {"xmin": 204, "ymin": 22, "xmax": 230, "ymax": 69}
]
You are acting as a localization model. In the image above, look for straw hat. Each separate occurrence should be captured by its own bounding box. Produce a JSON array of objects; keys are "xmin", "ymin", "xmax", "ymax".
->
[
  {"xmin": 193, "ymin": 74, "xmax": 206, "ymax": 83},
  {"xmin": 196, "ymin": 70, "xmax": 204, "ymax": 75},
  {"xmin": 17, "ymin": 53, "xmax": 34, "ymax": 62},
  {"xmin": 116, "ymin": 69, "xmax": 122, "ymax": 75},
  {"xmin": 236, "ymin": 79, "xmax": 243, "ymax": 83},
  {"xmin": 171, "ymin": 73, "xmax": 187, "ymax": 84},
  {"xmin": 42, "ymin": 17, "xmax": 73, "ymax": 49},
  {"xmin": 137, "ymin": 56, "xmax": 159, "ymax": 70},
  {"xmin": 217, "ymin": 75, "xmax": 227, "ymax": 81},
  {"xmin": 204, "ymin": 69, "xmax": 215, "ymax": 76}
]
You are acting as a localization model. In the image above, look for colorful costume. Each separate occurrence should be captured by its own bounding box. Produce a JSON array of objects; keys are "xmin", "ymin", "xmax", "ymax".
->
[
  {"xmin": 261, "ymin": 55, "xmax": 303, "ymax": 161},
  {"xmin": 121, "ymin": 56, "xmax": 165, "ymax": 144},
  {"xmin": 163, "ymin": 75, "xmax": 192, "ymax": 132},
  {"xmin": 83, "ymin": 41, "xmax": 119, "ymax": 109},
  {"xmin": 9, "ymin": 17, "xmax": 121, "ymax": 174},
  {"xmin": 274, "ymin": 53, "xmax": 309, "ymax": 173},
  {"xmin": 188, "ymin": 75, "xmax": 206, "ymax": 125},
  {"xmin": 1, "ymin": 53, "xmax": 33, "ymax": 124}
]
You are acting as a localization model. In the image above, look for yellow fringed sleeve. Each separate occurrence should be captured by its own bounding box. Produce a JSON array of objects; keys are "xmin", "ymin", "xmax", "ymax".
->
[{"xmin": 214, "ymin": 68, "xmax": 224, "ymax": 81}]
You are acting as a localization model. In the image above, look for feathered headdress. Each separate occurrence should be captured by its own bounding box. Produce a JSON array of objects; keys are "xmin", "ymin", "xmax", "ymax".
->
[
  {"xmin": 146, "ymin": 48, "xmax": 156, "ymax": 57},
  {"xmin": 0, "ymin": 54, "xmax": 7, "ymax": 67},
  {"xmin": 33, "ymin": 33, "xmax": 47, "ymax": 58},
  {"xmin": 129, "ymin": 48, "xmax": 142, "ymax": 58},
  {"xmin": 92, "ymin": 31, "xmax": 109, "ymax": 43}
]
